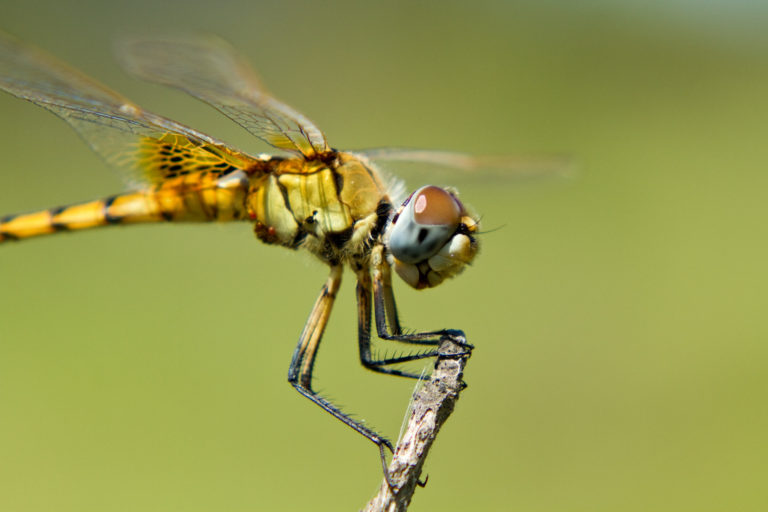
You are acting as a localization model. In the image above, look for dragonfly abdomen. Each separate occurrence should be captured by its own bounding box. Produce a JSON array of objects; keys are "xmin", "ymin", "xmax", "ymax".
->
[
  {"xmin": 0, "ymin": 170, "xmax": 249, "ymax": 243},
  {"xmin": 0, "ymin": 193, "xmax": 159, "ymax": 242},
  {"xmin": 149, "ymin": 169, "xmax": 249, "ymax": 223}
]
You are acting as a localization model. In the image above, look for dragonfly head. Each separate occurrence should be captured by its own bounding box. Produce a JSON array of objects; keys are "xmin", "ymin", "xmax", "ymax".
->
[{"xmin": 385, "ymin": 185, "xmax": 479, "ymax": 289}]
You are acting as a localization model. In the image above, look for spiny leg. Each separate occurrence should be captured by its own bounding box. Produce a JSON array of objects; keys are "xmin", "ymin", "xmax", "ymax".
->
[
  {"xmin": 356, "ymin": 248, "xmax": 472, "ymax": 380},
  {"xmin": 375, "ymin": 261, "xmax": 472, "ymax": 347},
  {"xmin": 357, "ymin": 269, "xmax": 441, "ymax": 380},
  {"xmin": 355, "ymin": 257, "xmax": 471, "ymax": 488},
  {"xmin": 287, "ymin": 265, "xmax": 395, "ymax": 465}
]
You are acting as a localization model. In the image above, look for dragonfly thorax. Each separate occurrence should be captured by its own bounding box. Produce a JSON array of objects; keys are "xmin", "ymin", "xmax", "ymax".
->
[
  {"xmin": 245, "ymin": 152, "xmax": 393, "ymax": 264},
  {"xmin": 385, "ymin": 185, "xmax": 479, "ymax": 290}
]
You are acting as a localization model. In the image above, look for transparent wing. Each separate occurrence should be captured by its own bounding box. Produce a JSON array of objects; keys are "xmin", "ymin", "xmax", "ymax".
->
[
  {"xmin": 118, "ymin": 35, "xmax": 331, "ymax": 160},
  {"xmin": 0, "ymin": 31, "xmax": 256, "ymax": 186},
  {"xmin": 355, "ymin": 148, "xmax": 576, "ymax": 180}
]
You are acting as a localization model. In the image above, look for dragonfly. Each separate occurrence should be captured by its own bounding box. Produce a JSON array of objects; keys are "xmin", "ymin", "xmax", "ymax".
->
[{"xmin": 0, "ymin": 32, "xmax": 482, "ymax": 478}]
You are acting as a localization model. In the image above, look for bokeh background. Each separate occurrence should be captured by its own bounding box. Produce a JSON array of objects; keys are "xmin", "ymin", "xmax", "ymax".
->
[{"xmin": 1, "ymin": 1, "xmax": 767, "ymax": 511}]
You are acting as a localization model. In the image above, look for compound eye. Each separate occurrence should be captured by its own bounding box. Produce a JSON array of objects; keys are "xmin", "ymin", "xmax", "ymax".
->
[
  {"xmin": 412, "ymin": 185, "xmax": 462, "ymax": 226},
  {"xmin": 388, "ymin": 185, "xmax": 463, "ymax": 264}
]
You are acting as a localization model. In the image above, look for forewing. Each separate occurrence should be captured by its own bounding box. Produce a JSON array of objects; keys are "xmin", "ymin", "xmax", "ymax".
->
[
  {"xmin": 0, "ymin": 31, "xmax": 255, "ymax": 186},
  {"xmin": 356, "ymin": 148, "xmax": 576, "ymax": 181},
  {"xmin": 118, "ymin": 35, "xmax": 330, "ymax": 160}
]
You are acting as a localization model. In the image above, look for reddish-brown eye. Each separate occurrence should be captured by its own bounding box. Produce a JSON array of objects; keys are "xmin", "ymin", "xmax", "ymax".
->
[{"xmin": 412, "ymin": 186, "xmax": 462, "ymax": 226}]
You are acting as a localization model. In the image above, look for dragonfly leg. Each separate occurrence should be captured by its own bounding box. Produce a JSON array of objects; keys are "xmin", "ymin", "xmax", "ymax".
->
[
  {"xmin": 287, "ymin": 265, "xmax": 395, "ymax": 456},
  {"xmin": 355, "ymin": 257, "xmax": 472, "ymax": 381},
  {"xmin": 374, "ymin": 266, "xmax": 473, "ymax": 349}
]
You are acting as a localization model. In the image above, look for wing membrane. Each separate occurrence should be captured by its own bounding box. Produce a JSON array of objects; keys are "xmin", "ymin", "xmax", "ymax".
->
[
  {"xmin": 118, "ymin": 35, "xmax": 330, "ymax": 160},
  {"xmin": 0, "ymin": 31, "xmax": 255, "ymax": 186},
  {"xmin": 356, "ymin": 148, "xmax": 575, "ymax": 179}
]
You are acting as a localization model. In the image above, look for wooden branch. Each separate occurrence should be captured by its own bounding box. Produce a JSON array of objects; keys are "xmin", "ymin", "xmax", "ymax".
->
[{"xmin": 362, "ymin": 335, "xmax": 472, "ymax": 512}]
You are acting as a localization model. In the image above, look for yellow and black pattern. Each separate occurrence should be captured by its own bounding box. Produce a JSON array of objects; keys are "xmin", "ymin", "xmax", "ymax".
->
[
  {"xmin": 0, "ymin": 130, "xmax": 260, "ymax": 244},
  {"xmin": 0, "ymin": 193, "xmax": 156, "ymax": 242},
  {"xmin": 0, "ymin": 165, "xmax": 251, "ymax": 244},
  {"xmin": 135, "ymin": 133, "xmax": 254, "ymax": 183}
]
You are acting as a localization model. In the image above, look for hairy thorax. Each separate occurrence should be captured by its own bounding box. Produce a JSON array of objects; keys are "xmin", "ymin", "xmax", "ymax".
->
[{"xmin": 245, "ymin": 152, "xmax": 393, "ymax": 265}]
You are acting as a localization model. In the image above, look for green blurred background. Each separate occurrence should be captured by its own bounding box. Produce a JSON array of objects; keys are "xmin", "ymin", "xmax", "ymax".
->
[{"xmin": 1, "ymin": 1, "xmax": 767, "ymax": 510}]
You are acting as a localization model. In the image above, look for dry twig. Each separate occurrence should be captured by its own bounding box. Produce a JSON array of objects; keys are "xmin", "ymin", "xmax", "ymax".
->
[{"xmin": 362, "ymin": 335, "xmax": 471, "ymax": 512}]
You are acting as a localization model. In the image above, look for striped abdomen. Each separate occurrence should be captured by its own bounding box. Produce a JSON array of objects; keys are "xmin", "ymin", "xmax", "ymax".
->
[{"xmin": 0, "ymin": 169, "xmax": 250, "ymax": 243}]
